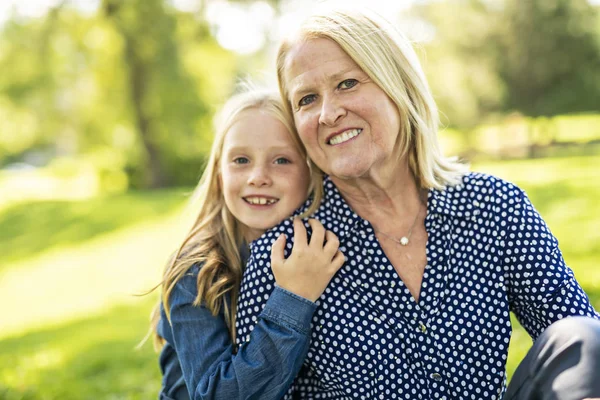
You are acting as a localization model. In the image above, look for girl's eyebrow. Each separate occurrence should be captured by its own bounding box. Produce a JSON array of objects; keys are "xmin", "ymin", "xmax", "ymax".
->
[{"xmin": 226, "ymin": 145, "xmax": 297, "ymax": 153}]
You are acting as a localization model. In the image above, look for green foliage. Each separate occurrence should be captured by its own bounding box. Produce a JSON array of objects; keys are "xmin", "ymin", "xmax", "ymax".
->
[
  {"xmin": 0, "ymin": 2, "xmax": 237, "ymax": 189},
  {"xmin": 1, "ymin": 0, "xmax": 599, "ymax": 186},
  {"xmin": 415, "ymin": 0, "xmax": 600, "ymax": 128},
  {"xmin": 414, "ymin": 0, "xmax": 506, "ymax": 128},
  {"xmin": 498, "ymin": 0, "xmax": 600, "ymax": 116}
]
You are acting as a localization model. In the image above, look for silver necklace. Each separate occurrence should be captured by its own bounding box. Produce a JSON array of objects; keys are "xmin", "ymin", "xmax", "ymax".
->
[{"xmin": 374, "ymin": 203, "xmax": 422, "ymax": 246}]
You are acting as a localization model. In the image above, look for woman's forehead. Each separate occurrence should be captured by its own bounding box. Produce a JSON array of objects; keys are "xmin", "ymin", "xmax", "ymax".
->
[{"xmin": 284, "ymin": 38, "xmax": 360, "ymax": 93}]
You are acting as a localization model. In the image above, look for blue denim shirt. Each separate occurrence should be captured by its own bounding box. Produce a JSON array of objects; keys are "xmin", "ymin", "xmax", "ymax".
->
[{"xmin": 157, "ymin": 251, "xmax": 317, "ymax": 400}]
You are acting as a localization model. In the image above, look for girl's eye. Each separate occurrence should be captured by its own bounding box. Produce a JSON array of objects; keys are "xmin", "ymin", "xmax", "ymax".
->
[
  {"xmin": 274, "ymin": 157, "xmax": 291, "ymax": 165},
  {"xmin": 233, "ymin": 157, "xmax": 249, "ymax": 164},
  {"xmin": 339, "ymin": 79, "xmax": 358, "ymax": 90},
  {"xmin": 298, "ymin": 94, "xmax": 316, "ymax": 107}
]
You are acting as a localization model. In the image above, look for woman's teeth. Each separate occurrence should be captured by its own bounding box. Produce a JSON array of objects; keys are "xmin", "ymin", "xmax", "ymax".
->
[
  {"xmin": 245, "ymin": 197, "xmax": 278, "ymax": 205},
  {"xmin": 329, "ymin": 128, "xmax": 362, "ymax": 145}
]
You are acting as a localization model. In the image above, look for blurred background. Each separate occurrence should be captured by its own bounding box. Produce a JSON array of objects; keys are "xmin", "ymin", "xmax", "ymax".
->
[{"xmin": 0, "ymin": 0, "xmax": 599, "ymax": 398}]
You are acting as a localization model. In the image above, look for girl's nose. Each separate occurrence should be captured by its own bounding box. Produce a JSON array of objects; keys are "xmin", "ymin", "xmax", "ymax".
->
[{"xmin": 248, "ymin": 166, "xmax": 272, "ymax": 187}]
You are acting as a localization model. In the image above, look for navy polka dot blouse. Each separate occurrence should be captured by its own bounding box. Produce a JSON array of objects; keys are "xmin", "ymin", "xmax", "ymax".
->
[{"xmin": 236, "ymin": 173, "xmax": 599, "ymax": 399}]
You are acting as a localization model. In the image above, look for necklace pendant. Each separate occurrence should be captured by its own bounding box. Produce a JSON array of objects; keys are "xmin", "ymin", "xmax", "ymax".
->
[{"xmin": 399, "ymin": 236, "xmax": 409, "ymax": 246}]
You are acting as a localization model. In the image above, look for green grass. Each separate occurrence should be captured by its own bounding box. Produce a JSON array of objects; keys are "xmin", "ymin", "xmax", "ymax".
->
[
  {"xmin": 0, "ymin": 189, "xmax": 190, "ymax": 399},
  {"xmin": 0, "ymin": 189, "xmax": 189, "ymax": 269},
  {"xmin": 0, "ymin": 155, "xmax": 599, "ymax": 398},
  {"xmin": 0, "ymin": 299, "xmax": 161, "ymax": 400}
]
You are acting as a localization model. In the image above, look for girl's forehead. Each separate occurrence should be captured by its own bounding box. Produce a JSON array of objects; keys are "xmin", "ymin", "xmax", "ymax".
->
[{"xmin": 223, "ymin": 112, "xmax": 299, "ymax": 151}]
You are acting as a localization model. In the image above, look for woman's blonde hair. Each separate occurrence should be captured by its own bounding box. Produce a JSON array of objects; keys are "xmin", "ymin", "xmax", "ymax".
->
[
  {"xmin": 276, "ymin": 5, "xmax": 469, "ymax": 190},
  {"xmin": 149, "ymin": 88, "xmax": 322, "ymax": 348}
]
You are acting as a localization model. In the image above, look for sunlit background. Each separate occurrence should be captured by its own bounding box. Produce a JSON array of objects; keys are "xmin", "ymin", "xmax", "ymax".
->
[{"xmin": 1, "ymin": 0, "xmax": 599, "ymax": 398}]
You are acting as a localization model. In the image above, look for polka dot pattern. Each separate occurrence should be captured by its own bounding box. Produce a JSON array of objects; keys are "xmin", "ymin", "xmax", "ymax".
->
[{"xmin": 235, "ymin": 173, "xmax": 599, "ymax": 399}]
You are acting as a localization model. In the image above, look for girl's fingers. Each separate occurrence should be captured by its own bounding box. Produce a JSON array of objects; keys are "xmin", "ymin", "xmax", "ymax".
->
[
  {"xmin": 270, "ymin": 234, "xmax": 286, "ymax": 267},
  {"xmin": 308, "ymin": 219, "xmax": 325, "ymax": 248},
  {"xmin": 331, "ymin": 250, "xmax": 345, "ymax": 270},
  {"xmin": 292, "ymin": 218, "xmax": 307, "ymax": 248},
  {"xmin": 323, "ymin": 230, "xmax": 340, "ymax": 256}
]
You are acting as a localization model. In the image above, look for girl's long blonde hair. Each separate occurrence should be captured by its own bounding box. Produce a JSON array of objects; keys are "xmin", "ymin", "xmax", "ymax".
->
[{"xmin": 149, "ymin": 88, "xmax": 322, "ymax": 348}]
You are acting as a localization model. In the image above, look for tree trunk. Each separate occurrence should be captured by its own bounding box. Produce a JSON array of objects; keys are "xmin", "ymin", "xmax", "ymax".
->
[
  {"xmin": 123, "ymin": 38, "xmax": 166, "ymax": 188},
  {"xmin": 102, "ymin": 0, "xmax": 166, "ymax": 188}
]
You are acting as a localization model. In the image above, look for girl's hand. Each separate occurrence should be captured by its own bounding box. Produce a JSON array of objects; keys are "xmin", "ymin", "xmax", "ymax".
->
[{"xmin": 270, "ymin": 218, "xmax": 345, "ymax": 302}]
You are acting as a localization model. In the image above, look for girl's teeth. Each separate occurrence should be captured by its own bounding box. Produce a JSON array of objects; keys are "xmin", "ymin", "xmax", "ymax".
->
[
  {"xmin": 246, "ymin": 197, "xmax": 277, "ymax": 205},
  {"xmin": 329, "ymin": 128, "xmax": 361, "ymax": 145}
]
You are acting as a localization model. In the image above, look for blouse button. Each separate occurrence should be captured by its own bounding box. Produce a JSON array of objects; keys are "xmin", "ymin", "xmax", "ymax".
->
[
  {"xmin": 419, "ymin": 323, "xmax": 427, "ymax": 333},
  {"xmin": 431, "ymin": 373, "xmax": 442, "ymax": 382}
]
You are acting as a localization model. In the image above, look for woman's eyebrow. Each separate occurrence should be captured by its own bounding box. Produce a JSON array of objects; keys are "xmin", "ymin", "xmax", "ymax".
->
[{"xmin": 290, "ymin": 66, "xmax": 358, "ymax": 98}]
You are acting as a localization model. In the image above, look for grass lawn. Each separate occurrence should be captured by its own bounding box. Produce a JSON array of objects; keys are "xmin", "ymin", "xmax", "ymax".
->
[{"xmin": 0, "ymin": 155, "xmax": 599, "ymax": 398}]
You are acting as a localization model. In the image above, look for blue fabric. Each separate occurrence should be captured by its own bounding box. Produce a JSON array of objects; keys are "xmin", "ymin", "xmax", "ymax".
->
[
  {"xmin": 157, "ymin": 260, "xmax": 317, "ymax": 399},
  {"xmin": 235, "ymin": 173, "xmax": 600, "ymax": 399}
]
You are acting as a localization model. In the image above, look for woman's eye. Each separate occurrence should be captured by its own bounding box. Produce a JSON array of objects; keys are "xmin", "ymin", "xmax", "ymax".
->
[
  {"xmin": 274, "ymin": 157, "xmax": 291, "ymax": 165},
  {"xmin": 339, "ymin": 79, "xmax": 358, "ymax": 90},
  {"xmin": 233, "ymin": 157, "xmax": 249, "ymax": 164},
  {"xmin": 298, "ymin": 94, "xmax": 316, "ymax": 107}
]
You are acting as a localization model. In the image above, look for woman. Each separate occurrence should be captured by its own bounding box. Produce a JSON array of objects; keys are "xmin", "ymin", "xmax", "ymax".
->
[{"xmin": 235, "ymin": 6, "xmax": 600, "ymax": 400}]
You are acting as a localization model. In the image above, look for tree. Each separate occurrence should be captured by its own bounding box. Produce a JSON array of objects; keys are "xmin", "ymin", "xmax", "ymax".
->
[
  {"xmin": 497, "ymin": 0, "xmax": 600, "ymax": 116},
  {"xmin": 413, "ymin": 0, "xmax": 506, "ymax": 129},
  {"xmin": 102, "ymin": 0, "xmax": 209, "ymax": 188}
]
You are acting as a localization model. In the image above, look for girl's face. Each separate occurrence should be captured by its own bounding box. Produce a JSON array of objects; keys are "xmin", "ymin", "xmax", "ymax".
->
[{"xmin": 220, "ymin": 109, "xmax": 311, "ymax": 242}]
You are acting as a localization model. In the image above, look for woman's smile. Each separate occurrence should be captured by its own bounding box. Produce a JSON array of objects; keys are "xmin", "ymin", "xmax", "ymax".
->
[
  {"xmin": 327, "ymin": 128, "xmax": 362, "ymax": 146},
  {"xmin": 284, "ymin": 37, "xmax": 401, "ymax": 180}
]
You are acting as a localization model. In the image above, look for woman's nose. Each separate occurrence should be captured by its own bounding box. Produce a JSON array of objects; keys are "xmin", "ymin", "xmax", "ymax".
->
[
  {"xmin": 247, "ymin": 166, "xmax": 272, "ymax": 187},
  {"xmin": 318, "ymin": 97, "xmax": 346, "ymax": 126}
]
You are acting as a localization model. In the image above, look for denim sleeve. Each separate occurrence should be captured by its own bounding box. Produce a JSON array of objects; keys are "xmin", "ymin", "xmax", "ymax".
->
[
  {"xmin": 166, "ymin": 268, "xmax": 316, "ymax": 400},
  {"xmin": 504, "ymin": 189, "xmax": 600, "ymax": 340}
]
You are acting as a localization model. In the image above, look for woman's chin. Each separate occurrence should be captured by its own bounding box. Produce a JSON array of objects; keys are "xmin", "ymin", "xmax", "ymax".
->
[{"xmin": 328, "ymin": 162, "xmax": 372, "ymax": 181}]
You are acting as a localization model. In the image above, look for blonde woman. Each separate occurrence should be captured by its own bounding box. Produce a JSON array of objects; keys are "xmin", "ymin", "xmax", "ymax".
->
[
  {"xmin": 235, "ymin": 6, "xmax": 600, "ymax": 400},
  {"xmin": 153, "ymin": 88, "xmax": 344, "ymax": 399}
]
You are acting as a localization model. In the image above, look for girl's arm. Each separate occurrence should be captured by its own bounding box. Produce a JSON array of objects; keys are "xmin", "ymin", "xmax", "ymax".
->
[
  {"xmin": 164, "ymin": 270, "xmax": 314, "ymax": 400},
  {"xmin": 163, "ymin": 219, "xmax": 343, "ymax": 400}
]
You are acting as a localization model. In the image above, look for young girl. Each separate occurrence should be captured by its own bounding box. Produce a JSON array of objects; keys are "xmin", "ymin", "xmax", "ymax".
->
[{"xmin": 151, "ymin": 88, "xmax": 344, "ymax": 400}]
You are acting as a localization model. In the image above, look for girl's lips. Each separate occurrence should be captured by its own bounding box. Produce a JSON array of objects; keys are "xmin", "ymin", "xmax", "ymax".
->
[{"xmin": 243, "ymin": 196, "xmax": 279, "ymax": 206}]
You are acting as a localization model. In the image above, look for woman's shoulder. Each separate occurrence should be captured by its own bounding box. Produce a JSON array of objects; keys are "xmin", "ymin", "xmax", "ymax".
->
[
  {"xmin": 459, "ymin": 171, "xmax": 520, "ymax": 190},
  {"xmin": 249, "ymin": 217, "xmax": 296, "ymax": 256},
  {"xmin": 429, "ymin": 171, "xmax": 527, "ymax": 218}
]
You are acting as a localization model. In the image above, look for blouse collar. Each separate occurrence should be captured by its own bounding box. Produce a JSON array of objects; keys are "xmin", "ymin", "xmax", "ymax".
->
[{"xmin": 321, "ymin": 173, "xmax": 481, "ymax": 226}]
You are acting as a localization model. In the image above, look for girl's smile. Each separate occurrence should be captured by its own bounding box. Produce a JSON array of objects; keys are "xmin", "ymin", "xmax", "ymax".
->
[{"xmin": 219, "ymin": 109, "xmax": 311, "ymax": 242}]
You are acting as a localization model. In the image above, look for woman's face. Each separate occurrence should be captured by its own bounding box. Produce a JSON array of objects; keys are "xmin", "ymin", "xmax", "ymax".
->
[{"xmin": 284, "ymin": 37, "xmax": 401, "ymax": 180}]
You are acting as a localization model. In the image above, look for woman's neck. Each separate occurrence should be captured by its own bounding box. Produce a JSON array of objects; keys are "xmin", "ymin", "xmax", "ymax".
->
[{"xmin": 330, "ymin": 161, "xmax": 423, "ymax": 226}]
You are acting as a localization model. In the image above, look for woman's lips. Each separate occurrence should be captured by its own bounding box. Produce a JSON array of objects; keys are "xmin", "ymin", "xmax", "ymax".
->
[{"xmin": 327, "ymin": 128, "xmax": 362, "ymax": 145}]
